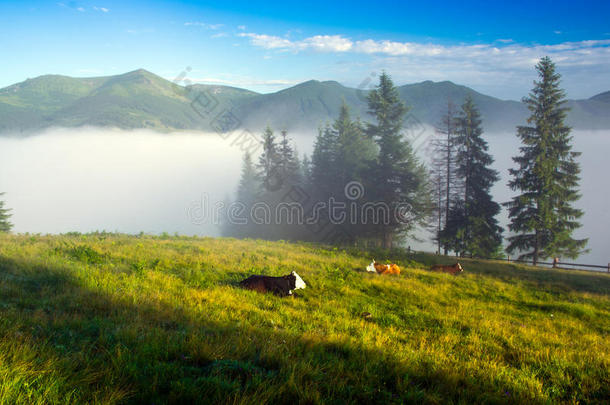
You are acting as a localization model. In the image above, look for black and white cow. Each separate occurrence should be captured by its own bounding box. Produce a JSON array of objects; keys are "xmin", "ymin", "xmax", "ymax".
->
[{"xmin": 239, "ymin": 271, "xmax": 306, "ymax": 297}]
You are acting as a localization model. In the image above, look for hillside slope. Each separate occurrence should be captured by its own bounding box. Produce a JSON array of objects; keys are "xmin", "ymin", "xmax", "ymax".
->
[
  {"xmin": 397, "ymin": 80, "xmax": 528, "ymax": 133},
  {"xmin": 590, "ymin": 90, "xmax": 610, "ymax": 104},
  {"xmin": 1, "ymin": 70, "xmax": 609, "ymax": 134},
  {"xmin": 234, "ymin": 80, "xmax": 369, "ymax": 132},
  {"xmin": 0, "ymin": 70, "xmax": 255, "ymax": 134},
  {"xmin": 0, "ymin": 234, "xmax": 608, "ymax": 404}
]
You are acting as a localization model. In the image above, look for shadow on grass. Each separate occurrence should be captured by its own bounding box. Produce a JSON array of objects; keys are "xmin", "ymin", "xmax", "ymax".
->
[{"xmin": 0, "ymin": 254, "xmax": 606, "ymax": 404}]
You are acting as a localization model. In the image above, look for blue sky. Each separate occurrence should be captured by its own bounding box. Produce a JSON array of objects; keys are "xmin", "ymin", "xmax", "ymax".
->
[{"xmin": 1, "ymin": 0, "xmax": 610, "ymax": 99}]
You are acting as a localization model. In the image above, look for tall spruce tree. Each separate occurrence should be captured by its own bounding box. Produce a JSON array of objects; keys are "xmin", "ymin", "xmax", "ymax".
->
[
  {"xmin": 365, "ymin": 72, "xmax": 431, "ymax": 248},
  {"xmin": 308, "ymin": 103, "xmax": 377, "ymax": 244},
  {"xmin": 310, "ymin": 123, "xmax": 338, "ymax": 197},
  {"xmin": 300, "ymin": 154, "xmax": 312, "ymax": 187},
  {"xmin": 278, "ymin": 130, "xmax": 301, "ymax": 185},
  {"xmin": 0, "ymin": 193, "xmax": 12, "ymax": 233},
  {"xmin": 430, "ymin": 159, "xmax": 444, "ymax": 254},
  {"xmin": 432, "ymin": 101, "xmax": 459, "ymax": 255},
  {"xmin": 235, "ymin": 151, "xmax": 259, "ymax": 237},
  {"xmin": 237, "ymin": 152, "xmax": 258, "ymax": 204},
  {"xmin": 505, "ymin": 57, "xmax": 587, "ymax": 264},
  {"xmin": 329, "ymin": 102, "xmax": 377, "ymax": 243},
  {"xmin": 446, "ymin": 96, "xmax": 503, "ymax": 257},
  {"xmin": 257, "ymin": 126, "xmax": 281, "ymax": 192},
  {"xmin": 333, "ymin": 102, "xmax": 376, "ymax": 189}
]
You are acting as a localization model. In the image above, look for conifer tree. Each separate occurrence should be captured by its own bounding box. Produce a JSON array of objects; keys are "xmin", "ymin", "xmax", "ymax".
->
[
  {"xmin": 432, "ymin": 101, "xmax": 459, "ymax": 254},
  {"xmin": 0, "ymin": 193, "xmax": 12, "ymax": 233},
  {"xmin": 329, "ymin": 102, "xmax": 377, "ymax": 243},
  {"xmin": 300, "ymin": 154, "xmax": 311, "ymax": 186},
  {"xmin": 278, "ymin": 130, "xmax": 301, "ymax": 185},
  {"xmin": 505, "ymin": 57, "xmax": 587, "ymax": 264},
  {"xmin": 237, "ymin": 152, "xmax": 258, "ymax": 204},
  {"xmin": 257, "ymin": 126, "xmax": 281, "ymax": 192},
  {"xmin": 447, "ymin": 96, "xmax": 503, "ymax": 257},
  {"xmin": 306, "ymin": 103, "xmax": 378, "ymax": 244},
  {"xmin": 237, "ymin": 151, "xmax": 258, "ymax": 236},
  {"xmin": 365, "ymin": 72, "xmax": 431, "ymax": 248},
  {"xmin": 223, "ymin": 152, "xmax": 259, "ymax": 238},
  {"xmin": 333, "ymin": 102, "xmax": 376, "ymax": 189},
  {"xmin": 429, "ymin": 159, "xmax": 445, "ymax": 254},
  {"xmin": 310, "ymin": 123, "xmax": 337, "ymax": 197}
]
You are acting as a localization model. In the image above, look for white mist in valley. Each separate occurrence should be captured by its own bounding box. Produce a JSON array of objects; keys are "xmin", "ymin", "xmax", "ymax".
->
[
  {"xmin": 486, "ymin": 130, "xmax": 610, "ymax": 267},
  {"xmin": 0, "ymin": 127, "xmax": 608, "ymax": 267},
  {"xmin": 413, "ymin": 129, "xmax": 609, "ymax": 267},
  {"xmin": 0, "ymin": 128, "xmax": 246, "ymax": 237}
]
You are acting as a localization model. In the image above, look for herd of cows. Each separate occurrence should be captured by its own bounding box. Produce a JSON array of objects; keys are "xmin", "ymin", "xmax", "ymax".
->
[{"xmin": 238, "ymin": 260, "xmax": 465, "ymax": 297}]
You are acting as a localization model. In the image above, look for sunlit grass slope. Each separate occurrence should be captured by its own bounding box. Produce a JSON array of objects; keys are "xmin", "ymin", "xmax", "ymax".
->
[{"xmin": 0, "ymin": 233, "xmax": 608, "ymax": 404}]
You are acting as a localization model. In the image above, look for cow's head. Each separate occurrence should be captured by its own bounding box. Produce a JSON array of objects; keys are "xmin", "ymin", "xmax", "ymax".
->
[
  {"xmin": 291, "ymin": 271, "xmax": 306, "ymax": 290},
  {"xmin": 366, "ymin": 261, "xmax": 377, "ymax": 273}
]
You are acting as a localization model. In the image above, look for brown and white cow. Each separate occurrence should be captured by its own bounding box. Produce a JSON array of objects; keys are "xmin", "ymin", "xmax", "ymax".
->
[
  {"xmin": 366, "ymin": 260, "xmax": 401, "ymax": 275},
  {"xmin": 239, "ymin": 271, "xmax": 306, "ymax": 297},
  {"xmin": 430, "ymin": 262, "xmax": 464, "ymax": 275}
]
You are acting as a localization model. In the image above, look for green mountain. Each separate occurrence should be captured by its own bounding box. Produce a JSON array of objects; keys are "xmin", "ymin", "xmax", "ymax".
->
[
  {"xmin": 0, "ymin": 69, "xmax": 255, "ymax": 134},
  {"xmin": 397, "ymin": 80, "xmax": 527, "ymax": 133},
  {"xmin": 566, "ymin": 92, "xmax": 610, "ymax": 129},
  {"xmin": 1, "ymin": 69, "xmax": 609, "ymax": 135},
  {"xmin": 233, "ymin": 79, "xmax": 368, "ymax": 132},
  {"xmin": 589, "ymin": 90, "xmax": 610, "ymax": 103}
]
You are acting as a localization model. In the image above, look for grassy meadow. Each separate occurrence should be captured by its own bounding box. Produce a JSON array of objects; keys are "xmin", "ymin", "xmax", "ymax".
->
[{"xmin": 0, "ymin": 233, "xmax": 608, "ymax": 404}]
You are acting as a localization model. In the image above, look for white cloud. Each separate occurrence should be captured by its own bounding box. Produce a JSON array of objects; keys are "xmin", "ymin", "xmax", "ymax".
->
[
  {"xmin": 238, "ymin": 33, "xmax": 294, "ymax": 49},
  {"xmin": 76, "ymin": 7, "xmax": 84, "ymax": 12},
  {"xmin": 354, "ymin": 39, "xmax": 446, "ymax": 56},
  {"xmin": 238, "ymin": 31, "xmax": 610, "ymax": 69},
  {"xmin": 238, "ymin": 31, "xmax": 610, "ymax": 99},
  {"xmin": 93, "ymin": 6, "xmax": 109, "ymax": 12},
  {"xmin": 211, "ymin": 32, "xmax": 228, "ymax": 38},
  {"xmin": 554, "ymin": 30, "xmax": 562, "ymax": 34},
  {"xmin": 303, "ymin": 35, "xmax": 353, "ymax": 52},
  {"xmin": 237, "ymin": 25, "xmax": 246, "ymax": 31},
  {"xmin": 238, "ymin": 33, "xmax": 353, "ymax": 52}
]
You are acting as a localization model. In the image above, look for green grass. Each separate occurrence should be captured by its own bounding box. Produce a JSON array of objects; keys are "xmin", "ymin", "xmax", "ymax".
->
[{"xmin": 0, "ymin": 233, "xmax": 608, "ymax": 404}]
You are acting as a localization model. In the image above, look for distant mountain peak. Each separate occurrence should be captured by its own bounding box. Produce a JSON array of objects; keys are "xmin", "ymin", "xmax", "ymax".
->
[
  {"xmin": 1, "ymin": 69, "xmax": 609, "ymax": 135},
  {"xmin": 296, "ymin": 79, "xmax": 321, "ymax": 86},
  {"xmin": 590, "ymin": 90, "xmax": 610, "ymax": 103},
  {"xmin": 128, "ymin": 68, "xmax": 152, "ymax": 75}
]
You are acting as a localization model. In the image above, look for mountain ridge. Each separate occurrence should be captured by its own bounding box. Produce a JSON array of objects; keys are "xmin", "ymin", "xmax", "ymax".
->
[{"xmin": 1, "ymin": 69, "xmax": 609, "ymax": 135}]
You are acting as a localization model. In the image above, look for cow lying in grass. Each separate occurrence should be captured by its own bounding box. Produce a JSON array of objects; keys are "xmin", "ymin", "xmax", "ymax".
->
[
  {"xmin": 366, "ymin": 261, "xmax": 401, "ymax": 275},
  {"xmin": 239, "ymin": 271, "xmax": 306, "ymax": 297},
  {"xmin": 430, "ymin": 262, "xmax": 464, "ymax": 275}
]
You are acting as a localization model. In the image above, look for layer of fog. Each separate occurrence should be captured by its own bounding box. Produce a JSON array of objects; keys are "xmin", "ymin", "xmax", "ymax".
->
[
  {"xmin": 0, "ymin": 127, "xmax": 607, "ymax": 266},
  {"xmin": 0, "ymin": 128, "xmax": 248, "ymax": 236},
  {"xmin": 412, "ymin": 129, "xmax": 609, "ymax": 267},
  {"xmin": 486, "ymin": 130, "xmax": 609, "ymax": 267}
]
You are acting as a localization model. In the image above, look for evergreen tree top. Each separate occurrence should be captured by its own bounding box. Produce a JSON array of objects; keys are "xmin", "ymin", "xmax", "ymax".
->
[
  {"xmin": 0, "ymin": 192, "xmax": 13, "ymax": 233},
  {"xmin": 505, "ymin": 56, "xmax": 587, "ymax": 262}
]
